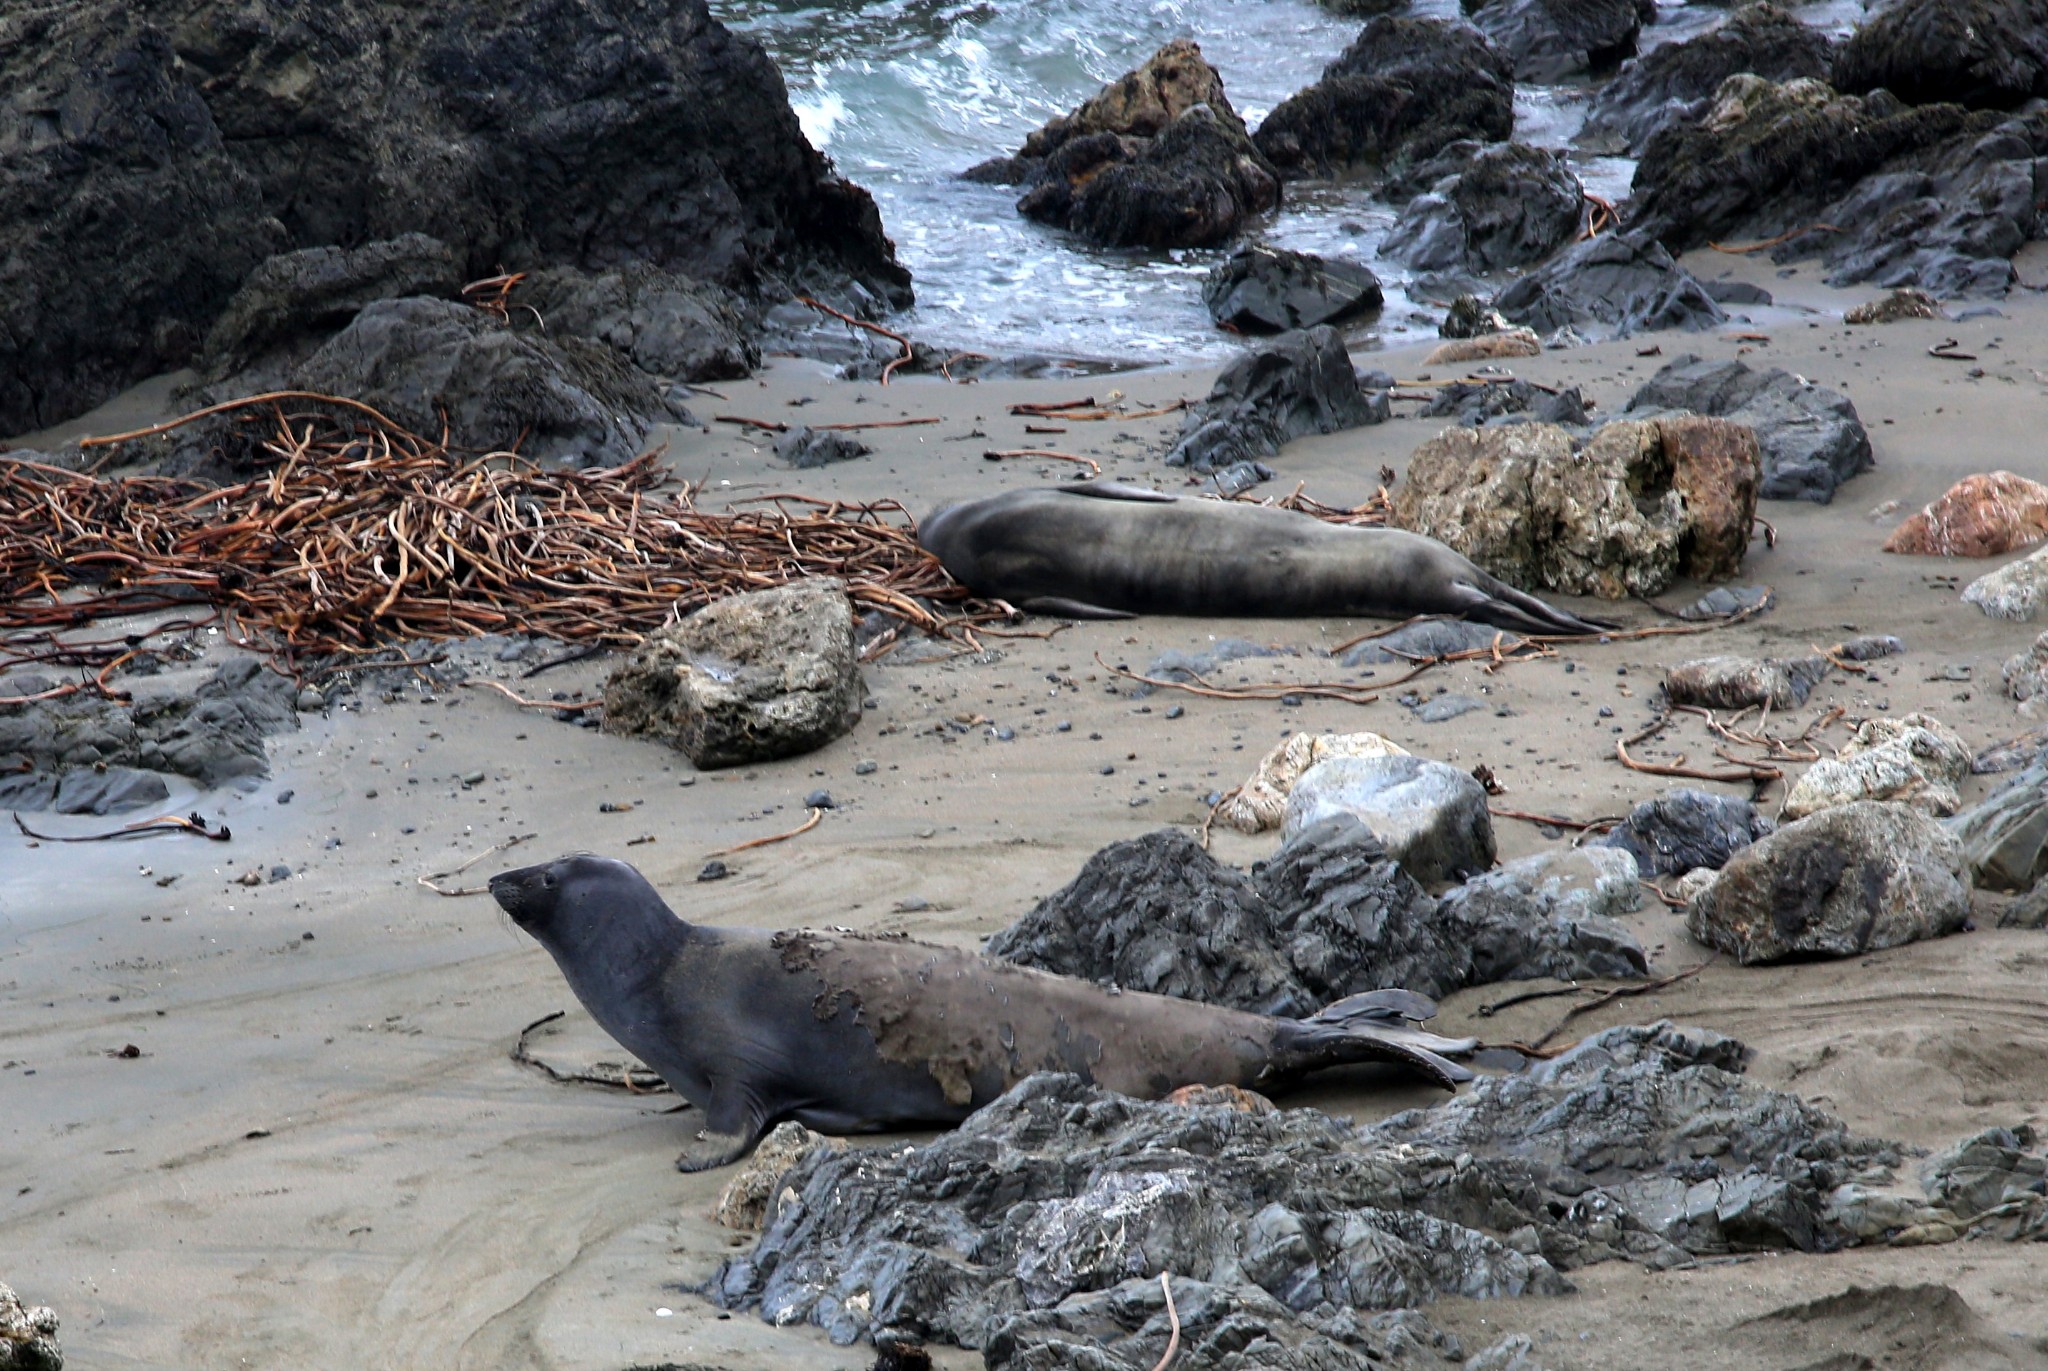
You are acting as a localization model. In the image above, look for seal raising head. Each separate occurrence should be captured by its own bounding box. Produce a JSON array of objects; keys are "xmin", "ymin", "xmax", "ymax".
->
[{"xmin": 493, "ymin": 853, "xmax": 1474, "ymax": 1170}]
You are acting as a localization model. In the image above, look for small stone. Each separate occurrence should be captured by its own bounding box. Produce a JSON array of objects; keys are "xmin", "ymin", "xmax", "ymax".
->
[
  {"xmin": 276, "ymin": 789, "xmax": 295, "ymax": 805},
  {"xmin": 853, "ymin": 759, "xmax": 878, "ymax": 775},
  {"xmin": 268, "ymin": 864, "xmax": 291, "ymax": 882},
  {"xmin": 1056, "ymin": 721, "xmax": 1073, "ymax": 732},
  {"xmin": 697, "ymin": 860, "xmax": 731, "ymax": 882},
  {"xmin": 1165, "ymin": 705, "xmax": 1185, "ymax": 719},
  {"xmin": 1100, "ymin": 764, "xmax": 1116, "ymax": 775},
  {"xmin": 994, "ymin": 727, "xmax": 1016, "ymax": 741},
  {"xmin": 364, "ymin": 788, "xmax": 379, "ymax": 799},
  {"xmin": 296, "ymin": 687, "xmax": 326, "ymax": 711},
  {"xmin": 805, "ymin": 789, "xmax": 835, "ymax": 809},
  {"xmin": 324, "ymin": 836, "xmax": 342, "ymax": 849},
  {"xmin": 460, "ymin": 769, "xmax": 485, "ymax": 787}
]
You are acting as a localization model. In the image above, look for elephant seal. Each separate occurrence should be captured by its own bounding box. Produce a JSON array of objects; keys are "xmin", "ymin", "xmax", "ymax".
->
[
  {"xmin": 918, "ymin": 482, "xmax": 1611, "ymax": 636},
  {"xmin": 490, "ymin": 853, "xmax": 1475, "ymax": 1170}
]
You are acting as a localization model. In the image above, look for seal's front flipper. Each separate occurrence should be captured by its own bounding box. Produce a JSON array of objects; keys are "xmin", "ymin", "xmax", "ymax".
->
[
  {"xmin": 675, "ymin": 1080, "xmax": 767, "ymax": 1170},
  {"xmin": 1019, "ymin": 596, "xmax": 1135, "ymax": 620},
  {"xmin": 674, "ymin": 1126, "xmax": 761, "ymax": 1172}
]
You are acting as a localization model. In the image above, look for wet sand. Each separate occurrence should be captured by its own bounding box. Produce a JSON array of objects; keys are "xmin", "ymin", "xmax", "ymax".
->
[{"xmin": 6, "ymin": 248, "xmax": 2048, "ymax": 1369}]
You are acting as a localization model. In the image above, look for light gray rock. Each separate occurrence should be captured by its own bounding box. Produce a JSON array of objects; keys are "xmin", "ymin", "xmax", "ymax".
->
[
  {"xmin": 1964, "ymin": 546, "xmax": 2048, "ymax": 621},
  {"xmin": 1949, "ymin": 755, "xmax": 2048, "ymax": 893},
  {"xmin": 602, "ymin": 577, "xmax": 864, "ymax": 769},
  {"xmin": 1687, "ymin": 802, "xmax": 1971, "ymax": 963},
  {"xmin": 1435, "ymin": 848, "xmax": 1648, "ymax": 986},
  {"xmin": 52, "ymin": 766, "xmax": 170, "ymax": 817},
  {"xmin": 1284, "ymin": 754, "xmax": 1495, "ymax": 884},
  {"xmin": 1781, "ymin": 714, "xmax": 1972, "ymax": 820},
  {"xmin": 1340, "ymin": 619, "xmax": 1522, "ymax": 667},
  {"xmin": 2004, "ymin": 631, "xmax": 2048, "ymax": 702}
]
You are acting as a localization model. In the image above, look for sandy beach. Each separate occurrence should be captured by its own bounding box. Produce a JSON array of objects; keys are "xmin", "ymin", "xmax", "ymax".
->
[{"xmin": 6, "ymin": 242, "xmax": 2048, "ymax": 1369}]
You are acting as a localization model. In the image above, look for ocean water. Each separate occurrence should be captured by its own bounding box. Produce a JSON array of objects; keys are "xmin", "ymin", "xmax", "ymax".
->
[{"xmin": 712, "ymin": 0, "xmax": 1869, "ymax": 366}]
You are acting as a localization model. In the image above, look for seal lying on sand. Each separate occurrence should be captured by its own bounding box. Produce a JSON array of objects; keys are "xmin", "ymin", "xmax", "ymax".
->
[
  {"xmin": 491, "ymin": 853, "xmax": 1475, "ymax": 1169},
  {"xmin": 919, "ymin": 481, "xmax": 1611, "ymax": 636}
]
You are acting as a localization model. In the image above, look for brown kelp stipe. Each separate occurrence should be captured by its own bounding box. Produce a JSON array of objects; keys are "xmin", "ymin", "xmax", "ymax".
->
[{"xmin": 1, "ymin": 398, "xmax": 1012, "ymax": 674}]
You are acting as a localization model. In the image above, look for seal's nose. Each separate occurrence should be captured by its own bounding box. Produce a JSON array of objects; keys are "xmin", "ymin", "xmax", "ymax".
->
[{"xmin": 488, "ymin": 869, "xmax": 528, "ymax": 918}]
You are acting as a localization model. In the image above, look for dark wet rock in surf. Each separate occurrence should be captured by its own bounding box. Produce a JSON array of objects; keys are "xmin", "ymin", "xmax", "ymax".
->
[
  {"xmin": 1017, "ymin": 106, "xmax": 1282, "ymax": 249},
  {"xmin": 1383, "ymin": 142, "xmax": 1584, "ymax": 274},
  {"xmin": 1579, "ymin": 3, "xmax": 1835, "ymax": 155},
  {"xmin": 1202, "ymin": 246, "xmax": 1385, "ymax": 335},
  {"xmin": 1465, "ymin": 0, "xmax": 1654, "ymax": 85},
  {"xmin": 1494, "ymin": 231, "xmax": 1726, "ymax": 341},
  {"xmin": 1253, "ymin": 17, "xmax": 1515, "ymax": 182},
  {"xmin": 1833, "ymin": 0, "xmax": 2048, "ymax": 111}
]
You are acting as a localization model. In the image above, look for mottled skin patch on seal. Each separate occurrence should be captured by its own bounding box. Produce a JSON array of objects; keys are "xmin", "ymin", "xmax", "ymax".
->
[
  {"xmin": 917, "ymin": 482, "xmax": 1613, "ymax": 636},
  {"xmin": 491, "ymin": 854, "xmax": 1475, "ymax": 1170}
]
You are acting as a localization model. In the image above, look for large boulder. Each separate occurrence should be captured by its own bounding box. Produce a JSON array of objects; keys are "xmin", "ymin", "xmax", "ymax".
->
[
  {"xmin": 1629, "ymin": 75, "xmax": 2035, "ymax": 298},
  {"xmin": 1833, "ymin": 0, "xmax": 2048, "ymax": 110},
  {"xmin": 198, "ymin": 234, "xmax": 464, "ymax": 380},
  {"xmin": 1883, "ymin": 471, "xmax": 2048, "ymax": 558},
  {"xmin": 713, "ymin": 1027, "xmax": 1900, "ymax": 1351},
  {"xmin": 1016, "ymin": 104, "xmax": 1282, "ymax": 249},
  {"xmin": 1624, "ymin": 353, "xmax": 1873, "ymax": 503},
  {"xmin": 1, "ymin": 0, "xmax": 907, "ymax": 440},
  {"xmin": 1217, "ymin": 731, "xmax": 1410, "ymax": 835},
  {"xmin": 1252, "ymin": 18, "xmax": 1516, "ymax": 181},
  {"xmin": 1465, "ymin": 0, "xmax": 1653, "ymax": 84},
  {"xmin": 285, "ymin": 298, "xmax": 674, "ymax": 468},
  {"xmin": 1165, "ymin": 326, "xmax": 1385, "ymax": 472},
  {"xmin": 1780, "ymin": 714, "xmax": 1973, "ymax": 821},
  {"xmin": 1594, "ymin": 787, "xmax": 1775, "ymax": 876},
  {"xmin": 986, "ymin": 816, "xmax": 1642, "ymax": 1008},
  {"xmin": 1282, "ymin": 754, "xmax": 1496, "ymax": 884},
  {"xmin": 1382, "ymin": 142, "xmax": 1585, "ymax": 274},
  {"xmin": 518, "ymin": 264, "xmax": 759, "ymax": 383},
  {"xmin": 602, "ymin": 577, "xmax": 864, "ymax": 769},
  {"xmin": 1579, "ymin": 3, "xmax": 1836, "ymax": 155},
  {"xmin": 1686, "ymin": 802, "xmax": 1972, "ymax": 963},
  {"xmin": 1201, "ymin": 246, "xmax": 1384, "ymax": 334},
  {"xmin": 1391, "ymin": 416, "xmax": 1759, "ymax": 598},
  {"xmin": 1494, "ymin": 230, "xmax": 1727, "ymax": 341}
]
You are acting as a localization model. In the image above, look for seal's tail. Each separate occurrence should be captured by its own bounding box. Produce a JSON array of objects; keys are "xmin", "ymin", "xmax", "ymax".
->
[
  {"xmin": 1462, "ymin": 577, "xmax": 1616, "ymax": 637},
  {"xmin": 1270, "ymin": 989, "xmax": 1478, "ymax": 1090}
]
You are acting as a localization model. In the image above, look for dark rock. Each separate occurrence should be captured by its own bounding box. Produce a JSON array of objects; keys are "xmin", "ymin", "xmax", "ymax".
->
[
  {"xmin": 1384, "ymin": 142, "xmax": 1584, "ymax": 274},
  {"xmin": 602, "ymin": 577, "xmax": 864, "ymax": 769},
  {"xmin": 1130, "ymin": 640, "xmax": 1284, "ymax": 697},
  {"xmin": 199, "ymin": 234, "xmax": 464, "ymax": 380},
  {"xmin": 1628, "ymin": 76, "xmax": 2034, "ymax": 298},
  {"xmin": 1834, "ymin": 0, "xmax": 2048, "ymax": 110},
  {"xmin": 989, "ymin": 818, "xmax": 1641, "ymax": 1008},
  {"xmin": 0, "ymin": 9, "xmax": 285, "ymax": 439},
  {"xmin": 775, "ymin": 427, "xmax": 872, "ymax": 468},
  {"xmin": 1701, "ymin": 278, "xmax": 1774, "ymax": 306},
  {"xmin": 1284, "ymin": 756, "xmax": 1496, "ymax": 885},
  {"xmin": 1411, "ymin": 693, "xmax": 1486, "ymax": 723},
  {"xmin": 518, "ymin": 264, "xmax": 760, "ymax": 382},
  {"xmin": 1201, "ymin": 247, "xmax": 1384, "ymax": 335},
  {"xmin": 1421, "ymin": 379, "xmax": 1591, "ymax": 428},
  {"xmin": 1340, "ymin": 619, "xmax": 1523, "ymax": 667},
  {"xmin": 1253, "ymin": 18, "xmax": 1516, "ymax": 181},
  {"xmin": 1017, "ymin": 106, "xmax": 1281, "ymax": 249},
  {"xmin": 1677, "ymin": 585, "xmax": 1774, "ymax": 620},
  {"xmin": 1165, "ymin": 326, "xmax": 1383, "ymax": 472},
  {"xmin": 1466, "ymin": 0, "xmax": 1652, "ymax": 84},
  {"xmin": 1495, "ymin": 231, "xmax": 1727, "ymax": 341},
  {"xmin": 0, "ymin": 1280, "xmax": 62, "ymax": 1371},
  {"xmin": 1686, "ymin": 801, "xmax": 1971, "ymax": 963},
  {"xmin": 283, "ymin": 298, "xmax": 673, "ymax": 469},
  {"xmin": 1948, "ymin": 754, "xmax": 2048, "ymax": 892},
  {"xmin": 1624, "ymin": 353, "xmax": 1873, "ymax": 503},
  {"xmin": 714, "ymin": 1025, "xmax": 1898, "ymax": 1352},
  {"xmin": 1441, "ymin": 294, "xmax": 1513, "ymax": 339},
  {"xmin": 0, "ymin": 655, "xmax": 299, "ymax": 801},
  {"xmin": 1595, "ymin": 787, "xmax": 1775, "ymax": 876},
  {"xmin": 1579, "ymin": 3, "xmax": 1835, "ymax": 155},
  {"xmin": 1200, "ymin": 460, "xmax": 1276, "ymax": 497},
  {"xmin": 2, "ymin": 0, "xmax": 908, "ymax": 439},
  {"xmin": 53, "ymin": 767, "xmax": 171, "ymax": 817}
]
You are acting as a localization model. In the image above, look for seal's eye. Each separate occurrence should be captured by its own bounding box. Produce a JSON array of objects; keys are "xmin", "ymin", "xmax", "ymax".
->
[{"xmin": 540, "ymin": 873, "xmax": 557, "ymax": 889}]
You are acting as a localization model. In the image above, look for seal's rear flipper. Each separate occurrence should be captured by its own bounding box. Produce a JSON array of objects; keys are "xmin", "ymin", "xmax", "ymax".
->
[
  {"xmin": 1457, "ymin": 577, "xmax": 1617, "ymax": 637},
  {"xmin": 1019, "ymin": 596, "xmax": 1135, "ymax": 620},
  {"xmin": 675, "ymin": 1127, "xmax": 761, "ymax": 1172},
  {"xmin": 676, "ymin": 1084, "xmax": 768, "ymax": 1171}
]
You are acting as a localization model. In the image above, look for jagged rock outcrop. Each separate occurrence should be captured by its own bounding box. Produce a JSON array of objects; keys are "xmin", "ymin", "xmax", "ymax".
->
[
  {"xmin": 1629, "ymin": 75, "xmax": 2036, "ymax": 298},
  {"xmin": 1165, "ymin": 326, "xmax": 1385, "ymax": 471},
  {"xmin": 2, "ymin": 0, "xmax": 907, "ymax": 438},
  {"xmin": 1466, "ymin": 0, "xmax": 1654, "ymax": 85},
  {"xmin": 1595, "ymin": 787, "xmax": 1775, "ymax": 876},
  {"xmin": 1253, "ymin": 18, "xmax": 1515, "ymax": 181},
  {"xmin": 1383, "ymin": 142, "xmax": 1584, "ymax": 274},
  {"xmin": 1202, "ymin": 247, "xmax": 1384, "ymax": 334},
  {"xmin": 1833, "ymin": 0, "xmax": 2048, "ymax": 110},
  {"xmin": 1579, "ymin": 3, "xmax": 1836, "ymax": 155},
  {"xmin": 1495, "ymin": 230, "xmax": 1727, "ymax": 341},
  {"xmin": 1624, "ymin": 353, "xmax": 1873, "ymax": 503}
]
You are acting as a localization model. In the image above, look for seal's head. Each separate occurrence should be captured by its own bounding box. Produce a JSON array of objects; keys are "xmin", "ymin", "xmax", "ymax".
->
[{"xmin": 490, "ymin": 853, "xmax": 678, "ymax": 952}]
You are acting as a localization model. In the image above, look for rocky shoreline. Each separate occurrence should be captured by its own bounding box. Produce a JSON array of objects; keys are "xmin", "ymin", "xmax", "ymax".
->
[{"xmin": 10, "ymin": 2, "xmax": 2048, "ymax": 1370}]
